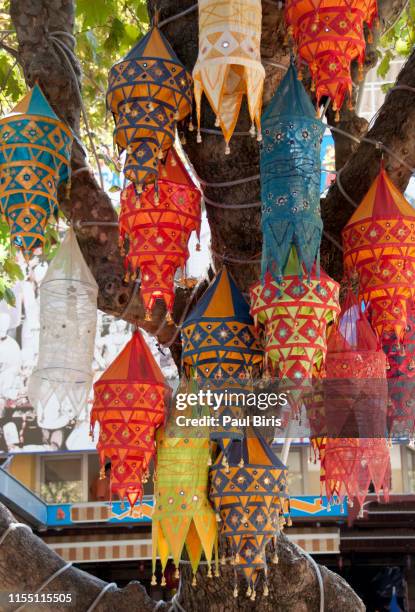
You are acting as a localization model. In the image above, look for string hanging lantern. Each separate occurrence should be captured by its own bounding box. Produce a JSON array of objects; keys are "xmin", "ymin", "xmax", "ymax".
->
[
  {"xmin": 90, "ymin": 330, "xmax": 170, "ymax": 509},
  {"xmin": 119, "ymin": 148, "xmax": 201, "ymax": 322},
  {"xmin": 382, "ymin": 307, "xmax": 415, "ymax": 437},
  {"xmin": 323, "ymin": 289, "xmax": 387, "ymax": 438},
  {"xmin": 0, "ymin": 84, "xmax": 72, "ymax": 257},
  {"xmin": 323, "ymin": 437, "xmax": 391, "ymax": 510},
  {"xmin": 107, "ymin": 24, "xmax": 192, "ymax": 190},
  {"xmin": 210, "ymin": 430, "xmax": 289, "ymax": 600},
  {"xmin": 193, "ymin": 0, "xmax": 265, "ymax": 154},
  {"xmin": 152, "ymin": 384, "xmax": 218, "ymax": 587},
  {"xmin": 260, "ymin": 60, "xmax": 324, "ymax": 282},
  {"xmin": 28, "ymin": 227, "xmax": 98, "ymax": 429},
  {"xmin": 285, "ymin": 0, "xmax": 377, "ymax": 119},
  {"xmin": 250, "ymin": 249, "xmax": 340, "ymax": 386},
  {"xmin": 343, "ymin": 165, "xmax": 415, "ymax": 343},
  {"xmin": 181, "ymin": 268, "xmax": 263, "ymax": 447}
]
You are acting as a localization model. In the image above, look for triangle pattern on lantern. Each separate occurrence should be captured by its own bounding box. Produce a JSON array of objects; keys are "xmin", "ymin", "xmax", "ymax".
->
[
  {"xmin": 119, "ymin": 148, "xmax": 201, "ymax": 318},
  {"xmin": 152, "ymin": 383, "xmax": 218, "ymax": 585},
  {"xmin": 107, "ymin": 25, "xmax": 192, "ymax": 189},
  {"xmin": 343, "ymin": 167, "xmax": 415, "ymax": 342},
  {"xmin": 260, "ymin": 60, "xmax": 324, "ymax": 282},
  {"xmin": 28, "ymin": 227, "xmax": 98, "ymax": 429},
  {"xmin": 209, "ymin": 429, "xmax": 289, "ymax": 597},
  {"xmin": 90, "ymin": 330, "xmax": 170, "ymax": 508},
  {"xmin": 285, "ymin": 0, "xmax": 377, "ymax": 116},
  {"xmin": 0, "ymin": 84, "xmax": 72, "ymax": 257},
  {"xmin": 193, "ymin": 0, "xmax": 265, "ymax": 149}
]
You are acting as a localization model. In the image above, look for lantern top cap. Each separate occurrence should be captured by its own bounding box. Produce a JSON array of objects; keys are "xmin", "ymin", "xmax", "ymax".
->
[
  {"xmin": 183, "ymin": 267, "xmax": 254, "ymax": 326},
  {"xmin": 345, "ymin": 167, "xmax": 415, "ymax": 226},
  {"xmin": 115, "ymin": 25, "xmax": 181, "ymax": 65},
  {"xmin": 96, "ymin": 329, "xmax": 168, "ymax": 388},
  {"xmin": 261, "ymin": 60, "xmax": 320, "ymax": 124},
  {"xmin": 9, "ymin": 84, "xmax": 59, "ymax": 120}
]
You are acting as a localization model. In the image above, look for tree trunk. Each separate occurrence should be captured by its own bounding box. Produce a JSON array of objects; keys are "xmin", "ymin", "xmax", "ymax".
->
[
  {"xmin": 0, "ymin": 503, "xmax": 364, "ymax": 612},
  {"xmin": 4, "ymin": 0, "xmax": 412, "ymax": 610}
]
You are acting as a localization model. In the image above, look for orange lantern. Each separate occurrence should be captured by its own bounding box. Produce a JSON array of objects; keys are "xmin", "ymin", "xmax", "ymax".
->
[
  {"xmin": 119, "ymin": 148, "xmax": 201, "ymax": 321},
  {"xmin": 90, "ymin": 330, "xmax": 170, "ymax": 508},
  {"xmin": 343, "ymin": 166, "xmax": 415, "ymax": 343},
  {"xmin": 285, "ymin": 0, "xmax": 377, "ymax": 118}
]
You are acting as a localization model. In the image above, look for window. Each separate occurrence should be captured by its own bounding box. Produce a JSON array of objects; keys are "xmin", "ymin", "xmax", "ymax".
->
[
  {"xmin": 38, "ymin": 454, "xmax": 85, "ymax": 503},
  {"xmin": 286, "ymin": 448, "xmax": 305, "ymax": 495},
  {"xmin": 407, "ymin": 448, "xmax": 415, "ymax": 493}
]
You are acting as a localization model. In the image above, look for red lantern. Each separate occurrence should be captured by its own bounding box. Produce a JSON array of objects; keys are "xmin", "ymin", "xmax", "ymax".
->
[
  {"xmin": 119, "ymin": 148, "xmax": 201, "ymax": 321},
  {"xmin": 90, "ymin": 330, "xmax": 170, "ymax": 508},
  {"xmin": 343, "ymin": 166, "xmax": 415, "ymax": 343},
  {"xmin": 285, "ymin": 0, "xmax": 377, "ymax": 118},
  {"xmin": 323, "ymin": 290, "xmax": 387, "ymax": 437}
]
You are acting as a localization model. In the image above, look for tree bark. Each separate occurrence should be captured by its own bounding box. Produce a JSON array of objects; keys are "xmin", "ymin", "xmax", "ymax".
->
[{"xmin": 0, "ymin": 503, "xmax": 364, "ymax": 612}]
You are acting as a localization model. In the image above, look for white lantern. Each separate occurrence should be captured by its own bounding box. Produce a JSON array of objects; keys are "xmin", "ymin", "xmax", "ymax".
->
[{"xmin": 28, "ymin": 227, "xmax": 98, "ymax": 429}]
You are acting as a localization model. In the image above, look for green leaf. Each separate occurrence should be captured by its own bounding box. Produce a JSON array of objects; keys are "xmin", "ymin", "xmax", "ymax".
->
[
  {"xmin": 104, "ymin": 18, "xmax": 126, "ymax": 53},
  {"xmin": 3, "ymin": 287, "xmax": 16, "ymax": 307},
  {"xmin": 3, "ymin": 258, "xmax": 24, "ymax": 280},
  {"xmin": 76, "ymin": 0, "xmax": 116, "ymax": 28},
  {"xmin": 377, "ymin": 50, "xmax": 393, "ymax": 79}
]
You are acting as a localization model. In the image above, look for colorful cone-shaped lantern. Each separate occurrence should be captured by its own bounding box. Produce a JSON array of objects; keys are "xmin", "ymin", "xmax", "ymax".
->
[
  {"xmin": 28, "ymin": 227, "xmax": 98, "ymax": 429},
  {"xmin": 324, "ymin": 437, "xmax": 390, "ymax": 510},
  {"xmin": 323, "ymin": 290, "xmax": 387, "ymax": 438},
  {"xmin": 285, "ymin": 0, "xmax": 376, "ymax": 117},
  {"xmin": 90, "ymin": 330, "xmax": 170, "ymax": 508},
  {"xmin": 250, "ymin": 250, "xmax": 340, "ymax": 382},
  {"xmin": 107, "ymin": 25, "xmax": 192, "ymax": 189},
  {"xmin": 152, "ymin": 384, "xmax": 218, "ymax": 586},
  {"xmin": 343, "ymin": 166, "xmax": 415, "ymax": 342},
  {"xmin": 193, "ymin": 0, "xmax": 265, "ymax": 152},
  {"xmin": 210, "ymin": 430, "xmax": 289, "ymax": 598},
  {"xmin": 382, "ymin": 307, "xmax": 415, "ymax": 437},
  {"xmin": 260, "ymin": 61, "xmax": 324, "ymax": 282},
  {"xmin": 119, "ymin": 148, "xmax": 201, "ymax": 320},
  {"xmin": 182, "ymin": 268, "xmax": 263, "ymax": 445},
  {"xmin": 0, "ymin": 84, "xmax": 72, "ymax": 257}
]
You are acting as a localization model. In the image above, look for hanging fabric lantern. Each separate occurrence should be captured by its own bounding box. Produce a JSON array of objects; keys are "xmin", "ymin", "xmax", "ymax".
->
[
  {"xmin": 323, "ymin": 437, "xmax": 390, "ymax": 510},
  {"xmin": 90, "ymin": 330, "xmax": 170, "ymax": 508},
  {"xmin": 250, "ymin": 250, "xmax": 340, "ymax": 382},
  {"xmin": 210, "ymin": 430, "xmax": 289, "ymax": 599},
  {"xmin": 382, "ymin": 307, "xmax": 415, "ymax": 437},
  {"xmin": 343, "ymin": 166, "xmax": 415, "ymax": 343},
  {"xmin": 323, "ymin": 289, "xmax": 387, "ymax": 438},
  {"xmin": 260, "ymin": 60, "xmax": 324, "ymax": 282},
  {"xmin": 193, "ymin": 0, "xmax": 265, "ymax": 153},
  {"xmin": 119, "ymin": 148, "xmax": 201, "ymax": 321},
  {"xmin": 182, "ymin": 268, "xmax": 263, "ymax": 446},
  {"xmin": 285, "ymin": 0, "xmax": 376, "ymax": 118},
  {"xmin": 0, "ymin": 84, "xmax": 72, "ymax": 257},
  {"xmin": 107, "ymin": 25, "xmax": 192, "ymax": 190},
  {"xmin": 28, "ymin": 227, "xmax": 98, "ymax": 429},
  {"xmin": 152, "ymin": 384, "xmax": 218, "ymax": 587}
]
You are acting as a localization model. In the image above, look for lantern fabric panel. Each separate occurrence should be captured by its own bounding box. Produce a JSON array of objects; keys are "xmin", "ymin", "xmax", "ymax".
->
[
  {"xmin": 152, "ymin": 389, "xmax": 218, "ymax": 585},
  {"xmin": 119, "ymin": 148, "xmax": 201, "ymax": 318},
  {"xmin": 0, "ymin": 85, "xmax": 72, "ymax": 256},
  {"xmin": 28, "ymin": 227, "xmax": 98, "ymax": 429},
  {"xmin": 343, "ymin": 167, "xmax": 415, "ymax": 341},
  {"xmin": 193, "ymin": 0, "xmax": 265, "ymax": 149},
  {"xmin": 107, "ymin": 26, "xmax": 192, "ymax": 188},
  {"xmin": 323, "ymin": 290, "xmax": 387, "ymax": 438},
  {"xmin": 260, "ymin": 61, "xmax": 324, "ymax": 281},
  {"xmin": 90, "ymin": 330, "xmax": 169, "ymax": 508},
  {"xmin": 209, "ymin": 430, "xmax": 288, "ymax": 598}
]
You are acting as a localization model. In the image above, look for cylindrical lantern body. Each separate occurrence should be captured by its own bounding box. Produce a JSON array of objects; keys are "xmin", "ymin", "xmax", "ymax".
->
[
  {"xmin": 0, "ymin": 85, "xmax": 72, "ymax": 257},
  {"xmin": 107, "ymin": 26, "xmax": 192, "ymax": 189},
  {"xmin": 343, "ymin": 168, "xmax": 415, "ymax": 342},
  {"xmin": 260, "ymin": 61, "xmax": 324, "ymax": 281},
  {"xmin": 119, "ymin": 148, "xmax": 201, "ymax": 315},
  {"xmin": 28, "ymin": 227, "xmax": 98, "ymax": 429},
  {"xmin": 193, "ymin": 0, "xmax": 265, "ymax": 147}
]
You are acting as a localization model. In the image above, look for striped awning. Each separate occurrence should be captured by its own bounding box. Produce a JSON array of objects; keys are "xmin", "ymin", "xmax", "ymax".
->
[{"xmin": 43, "ymin": 527, "xmax": 339, "ymax": 564}]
